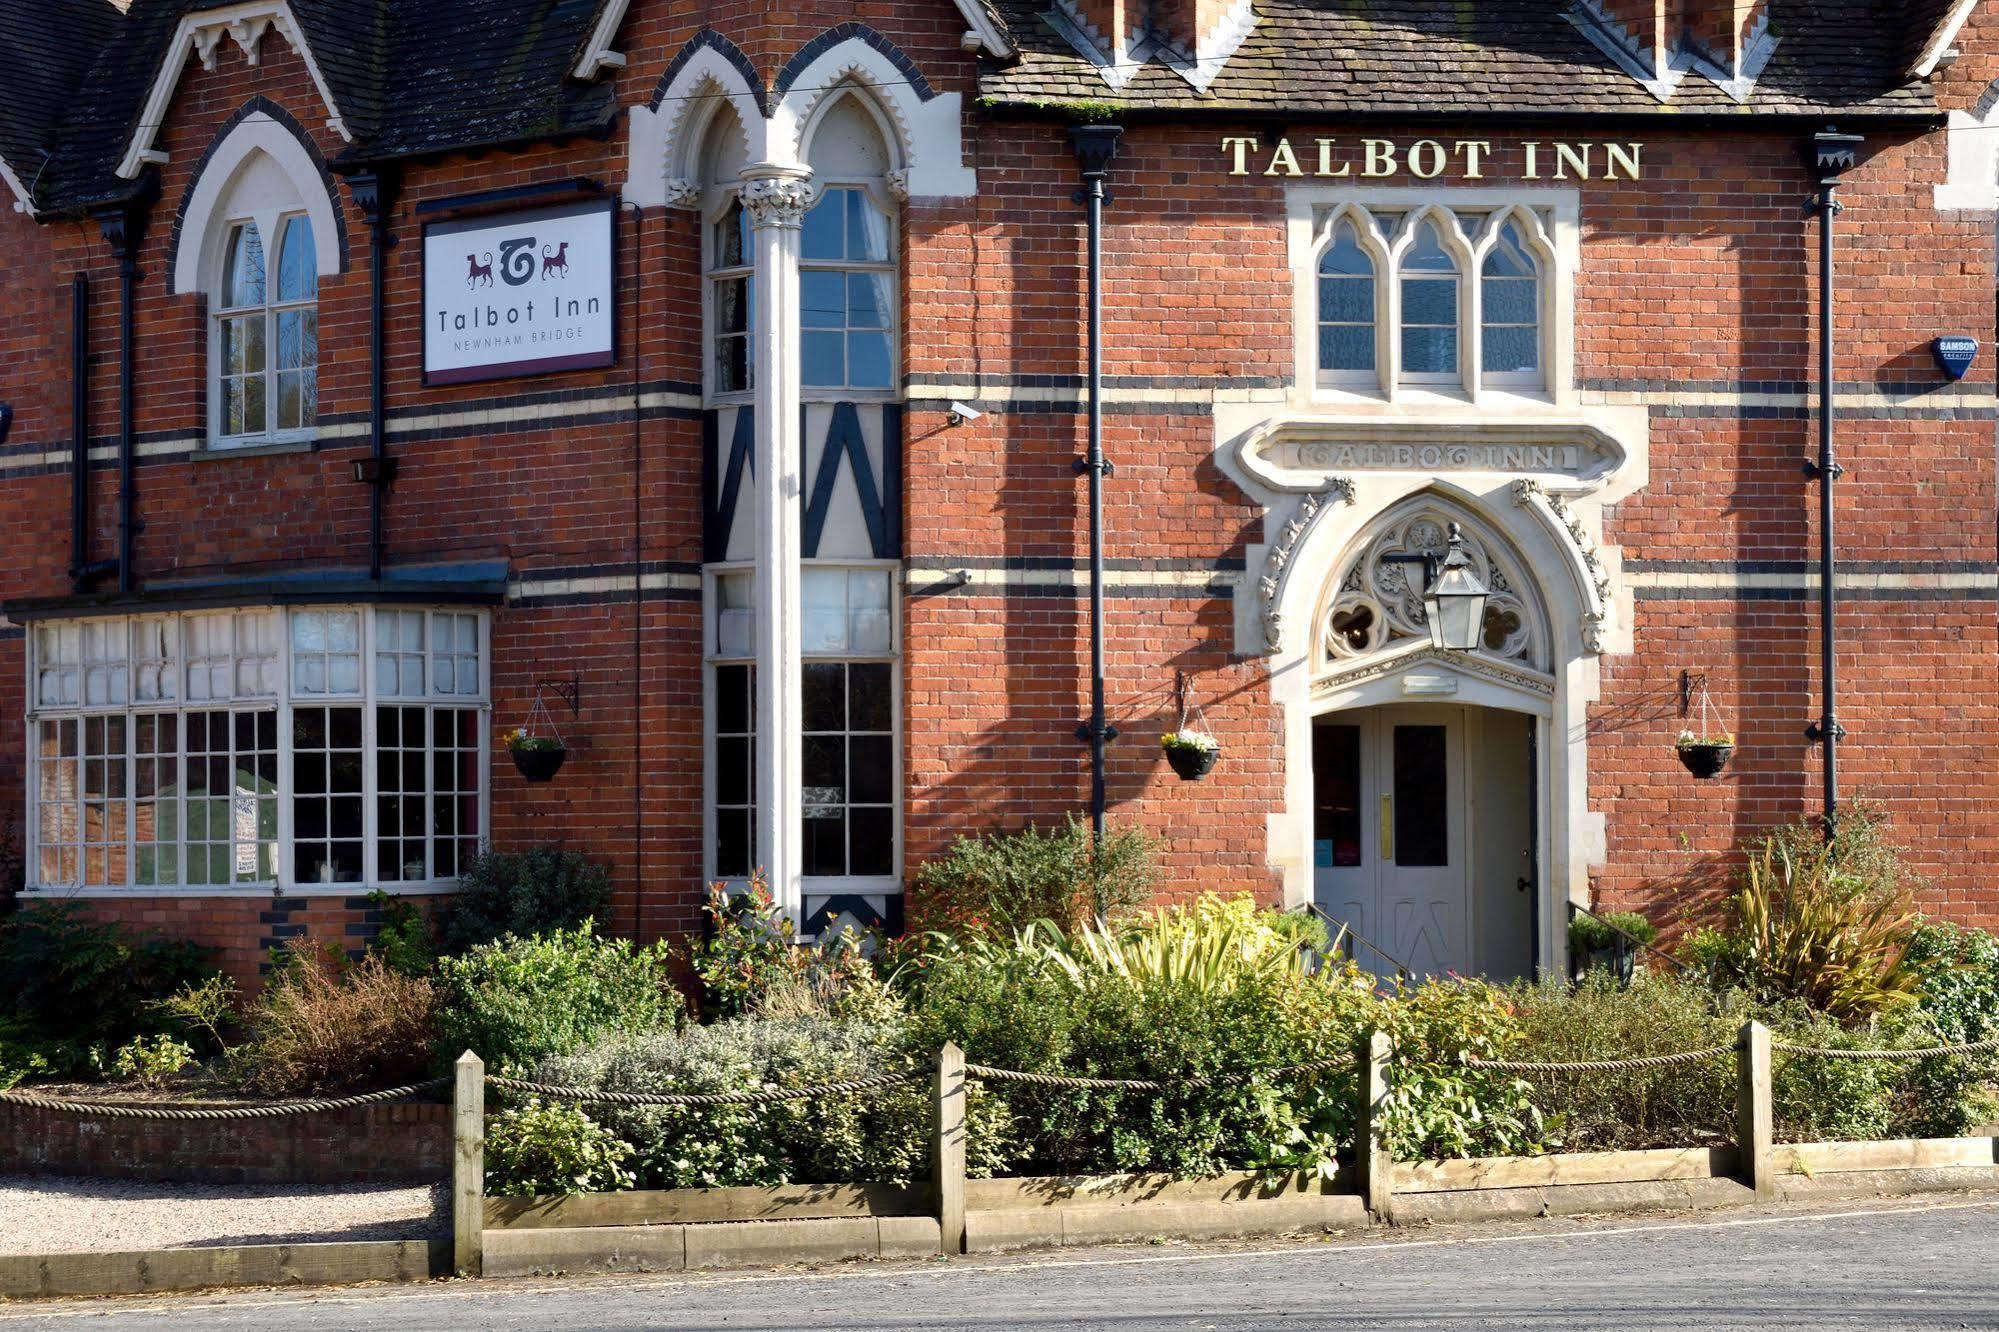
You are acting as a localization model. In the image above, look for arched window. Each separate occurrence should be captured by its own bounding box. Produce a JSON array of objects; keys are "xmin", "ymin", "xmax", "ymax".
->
[
  {"xmin": 799, "ymin": 186, "xmax": 894, "ymax": 391},
  {"xmin": 1317, "ymin": 220, "xmax": 1375, "ymax": 375},
  {"xmin": 1398, "ymin": 220, "xmax": 1459, "ymax": 381},
  {"xmin": 1481, "ymin": 221, "xmax": 1541, "ymax": 383},
  {"xmin": 216, "ymin": 214, "xmax": 317, "ymax": 442}
]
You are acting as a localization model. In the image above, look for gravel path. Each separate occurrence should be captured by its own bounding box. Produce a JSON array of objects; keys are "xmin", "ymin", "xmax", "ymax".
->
[{"xmin": 0, "ymin": 1176, "xmax": 446, "ymax": 1255}]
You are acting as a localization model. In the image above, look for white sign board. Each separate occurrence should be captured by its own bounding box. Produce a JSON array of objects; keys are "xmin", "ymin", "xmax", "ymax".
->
[{"xmin": 422, "ymin": 197, "xmax": 615, "ymax": 384}]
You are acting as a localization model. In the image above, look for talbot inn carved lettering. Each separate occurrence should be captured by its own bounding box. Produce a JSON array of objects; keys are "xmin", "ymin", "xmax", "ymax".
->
[
  {"xmin": 1291, "ymin": 442, "xmax": 1585, "ymax": 472},
  {"xmin": 1221, "ymin": 137, "xmax": 1644, "ymax": 181}
]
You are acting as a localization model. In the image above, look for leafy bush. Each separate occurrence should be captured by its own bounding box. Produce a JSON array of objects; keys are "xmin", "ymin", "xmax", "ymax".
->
[
  {"xmin": 0, "ymin": 814, "xmax": 21, "ymax": 919},
  {"xmin": 107, "ymin": 1034, "xmax": 196, "ymax": 1087},
  {"xmin": 1505, "ymin": 973, "xmax": 1737, "ymax": 1151},
  {"xmin": 440, "ymin": 848, "xmax": 612, "ymax": 955},
  {"xmin": 233, "ymin": 950, "xmax": 439, "ymax": 1095},
  {"xmin": 905, "ymin": 895, "xmax": 1538, "ymax": 1174},
  {"xmin": 485, "ymin": 1099, "xmax": 635, "ymax": 1196},
  {"xmin": 367, "ymin": 891, "xmax": 436, "ymax": 977},
  {"xmin": 0, "ymin": 904, "xmax": 216, "ymax": 1063},
  {"xmin": 1568, "ymin": 911, "xmax": 1659, "ymax": 956},
  {"xmin": 435, "ymin": 926, "xmax": 680, "ymax": 1073},
  {"xmin": 908, "ymin": 814, "xmax": 1157, "ymax": 936},
  {"xmin": 1905, "ymin": 921, "xmax": 1999, "ymax": 1046},
  {"xmin": 152, "ymin": 975, "xmax": 240, "ymax": 1056},
  {"xmin": 1695, "ymin": 810, "xmax": 1921, "ymax": 1025},
  {"xmin": 539, "ymin": 1015, "xmax": 1009, "ymax": 1189}
]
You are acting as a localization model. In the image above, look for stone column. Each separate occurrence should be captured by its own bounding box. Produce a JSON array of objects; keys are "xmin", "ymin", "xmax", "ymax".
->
[{"xmin": 738, "ymin": 164, "xmax": 814, "ymax": 917}]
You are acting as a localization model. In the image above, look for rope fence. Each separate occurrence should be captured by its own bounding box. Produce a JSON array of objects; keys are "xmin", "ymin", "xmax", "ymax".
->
[
  {"xmin": 1462, "ymin": 1045, "xmax": 1737, "ymax": 1075},
  {"xmin": 0, "ymin": 1078, "xmax": 449, "ymax": 1121},
  {"xmin": 1771, "ymin": 1034, "xmax": 1999, "ymax": 1061},
  {"xmin": 484, "ymin": 1070, "xmax": 925, "ymax": 1107}
]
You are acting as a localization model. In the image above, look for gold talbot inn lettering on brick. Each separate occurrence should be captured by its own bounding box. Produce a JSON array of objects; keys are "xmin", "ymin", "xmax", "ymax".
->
[{"xmin": 1222, "ymin": 136, "xmax": 1644, "ymax": 181}]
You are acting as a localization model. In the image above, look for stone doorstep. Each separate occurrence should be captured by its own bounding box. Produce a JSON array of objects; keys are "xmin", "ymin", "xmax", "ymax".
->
[{"xmin": 0, "ymin": 1239, "xmax": 447, "ymax": 1300}]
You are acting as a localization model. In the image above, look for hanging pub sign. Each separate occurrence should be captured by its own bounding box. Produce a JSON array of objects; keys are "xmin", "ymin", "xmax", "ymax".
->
[{"xmin": 422, "ymin": 197, "xmax": 615, "ymax": 385}]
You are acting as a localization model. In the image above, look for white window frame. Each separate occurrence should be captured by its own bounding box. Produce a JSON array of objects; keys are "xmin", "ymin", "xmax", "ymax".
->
[
  {"xmin": 705, "ymin": 192, "xmax": 755, "ymax": 405},
  {"xmin": 700, "ymin": 561, "xmax": 902, "ymax": 896},
  {"xmin": 1289, "ymin": 187, "xmax": 1578, "ymax": 407},
  {"xmin": 209, "ymin": 209, "xmax": 321, "ymax": 450},
  {"xmin": 796, "ymin": 181, "xmax": 900, "ymax": 404},
  {"xmin": 21, "ymin": 606, "xmax": 491, "ymax": 898}
]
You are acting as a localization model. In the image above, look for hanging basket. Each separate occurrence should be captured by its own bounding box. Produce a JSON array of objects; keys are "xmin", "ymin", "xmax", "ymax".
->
[
  {"xmin": 504, "ymin": 684, "xmax": 572, "ymax": 784},
  {"xmin": 509, "ymin": 743, "xmax": 569, "ymax": 783},
  {"xmin": 1677, "ymin": 741, "xmax": 1733, "ymax": 780},
  {"xmin": 1164, "ymin": 742, "xmax": 1220, "ymax": 782}
]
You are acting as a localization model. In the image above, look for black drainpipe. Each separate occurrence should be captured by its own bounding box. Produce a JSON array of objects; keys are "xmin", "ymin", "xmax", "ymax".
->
[
  {"xmin": 1804, "ymin": 129, "xmax": 1861, "ymax": 841},
  {"xmin": 1070, "ymin": 124, "xmax": 1122, "ymax": 845},
  {"xmin": 346, "ymin": 167, "xmax": 401, "ymax": 580},
  {"xmin": 90, "ymin": 192, "xmax": 153, "ymax": 596},
  {"xmin": 67, "ymin": 274, "xmax": 105, "ymax": 592}
]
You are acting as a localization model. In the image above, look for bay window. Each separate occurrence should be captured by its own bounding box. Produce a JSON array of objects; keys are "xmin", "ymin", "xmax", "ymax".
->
[{"xmin": 24, "ymin": 607, "xmax": 488, "ymax": 895}]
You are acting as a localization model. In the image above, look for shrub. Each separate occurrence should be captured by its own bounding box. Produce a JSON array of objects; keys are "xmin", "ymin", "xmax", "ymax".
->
[
  {"xmin": 1371, "ymin": 978, "xmax": 1541, "ymax": 1162},
  {"xmin": 0, "ymin": 904, "xmax": 216, "ymax": 1061},
  {"xmin": 1504, "ymin": 973, "xmax": 1737, "ymax": 1151},
  {"xmin": 908, "ymin": 814, "xmax": 1157, "ymax": 936},
  {"xmin": 906, "ymin": 895, "xmax": 1536, "ymax": 1174},
  {"xmin": 367, "ymin": 891, "xmax": 436, "ymax": 977},
  {"xmin": 542, "ymin": 1015, "xmax": 1010, "ymax": 1189},
  {"xmin": 152, "ymin": 975, "xmax": 241, "ymax": 1056},
  {"xmin": 435, "ymin": 926, "xmax": 680, "ymax": 1074},
  {"xmin": 1905, "ymin": 920, "xmax": 1999, "ymax": 1046},
  {"xmin": 107, "ymin": 1034, "xmax": 196, "ymax": 1087},
  {"xmin": 233, "ymin": 950, "xmax": 439, "ymax": 1095},
  {"xmin": 0, "ymin": 814, "xmax": 21, "ymax": 919},
  {"xmin": 1568, "ymin": 911, "xmax": 1659, "ymax": 956},
  {"xmin": 440, "ymin": 848, "xmax": 612, "ymax": 954},
  {"xmin": 688, "ymin": 879, "xmax": 808, "ymax": 1019},
  {"xmin": 1697, "ymin": 810, "xmax": 1922, "ymax": 1025},
  {"xmin": 485, "ymin": 1099, "xmax": 635, "ymax": 1197}
]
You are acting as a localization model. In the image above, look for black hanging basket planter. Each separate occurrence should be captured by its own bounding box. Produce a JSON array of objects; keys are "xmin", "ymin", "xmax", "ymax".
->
[
  {"xmin": 510, "ymin": 745, "xmax": 569, "ymax": 783},
  {"xmin": 1164, "ymin": 744, "xmax": 1219, "ymax": 782},
  {"xmin": 1677, "ymin": 742, "xmax": 1734, "ymax": 780}
]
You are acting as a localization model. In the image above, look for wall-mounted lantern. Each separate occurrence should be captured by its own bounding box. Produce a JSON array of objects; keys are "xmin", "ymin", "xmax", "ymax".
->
[{"xmin": 1384, "ymin": 523, "xmax": 1491, "ymax": 652}]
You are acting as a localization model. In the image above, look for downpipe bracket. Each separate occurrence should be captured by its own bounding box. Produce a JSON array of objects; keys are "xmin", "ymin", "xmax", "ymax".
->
[
  {"xmin": 1076, "ymin": 722, "xmax": 1121, "ymax": 744},
  {"xmin": 1073, "ymin": 456, "xmax": 1116, "ymax": 477},
  {"xmin": 1805, "ymin": 719, "xmax": 1848, "ymax": 743},
  {"xmin": 1803, "ymin": 459, "xmax": 1846, "ymax": 480}
]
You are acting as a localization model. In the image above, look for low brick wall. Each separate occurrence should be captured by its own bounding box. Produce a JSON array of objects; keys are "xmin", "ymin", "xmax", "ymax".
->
[{"xmin": 0, "ymin": 1099, "xmax": 449, "ymax": 1186}]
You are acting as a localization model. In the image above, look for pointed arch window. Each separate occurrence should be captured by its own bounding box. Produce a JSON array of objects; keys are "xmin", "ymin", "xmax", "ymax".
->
[
  {"xmin": 1481, "ymin": 221, "xmax": 1541, "ymax": 383},
  {"xmin": 1399, "ymin": 220, "xmax": 1459, "ymax": 380},
  {"xmin": 216, "ymin": 214, "xmax": 317, "ymax": 444},
  {"xmin": 1316, "ymin": 220, "xmax": 1376, "ymax": 375}
]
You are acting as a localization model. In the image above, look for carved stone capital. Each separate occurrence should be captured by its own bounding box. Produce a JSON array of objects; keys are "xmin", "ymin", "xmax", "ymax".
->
[
  {"xmin": 662, "ymin": 177, "xmax": 702, "ymax": 212},
  {"xmin": 738, "ymin": 169, "xmax": 817, "ymax": 229},
  {"xmin": 885, "ymin": 169, "xmax": 910, "ymax": 204}
]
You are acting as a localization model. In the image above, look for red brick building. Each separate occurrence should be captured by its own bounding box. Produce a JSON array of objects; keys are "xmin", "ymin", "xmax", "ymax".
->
[{"xmin": 1, "ymin": 0, "xmax": 1995, "ymax": 982}]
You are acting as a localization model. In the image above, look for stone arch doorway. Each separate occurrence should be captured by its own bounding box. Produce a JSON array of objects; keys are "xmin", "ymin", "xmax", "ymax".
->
[{"xmin": 1304, "ymin": 495, "xmax": 1555, "ymax": 982}]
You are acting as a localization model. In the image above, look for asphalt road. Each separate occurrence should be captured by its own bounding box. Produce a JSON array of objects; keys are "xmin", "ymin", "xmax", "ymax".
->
[{"xmin": 2, "ymin": 1195, "xmax": 1996, "ymax": 1331}]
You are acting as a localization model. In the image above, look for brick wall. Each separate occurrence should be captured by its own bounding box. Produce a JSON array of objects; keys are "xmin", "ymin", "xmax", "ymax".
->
[
  {"xmin": 0, "ymin": 4, "xmax": 1993, "ymax": 966},
  {"xmin": 0, "ymin": 1100, "xmax": 447, "ymax": 1186}
]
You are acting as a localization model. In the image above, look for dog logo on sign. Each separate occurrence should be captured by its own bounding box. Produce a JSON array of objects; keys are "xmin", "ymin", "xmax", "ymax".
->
[
  {"xmin": 541, "ymin": 242, "xmax": 571, "ymax": 280},
  {"xmin": 466, "ymin": 253, "xmax": 494, "ymax": 288}
]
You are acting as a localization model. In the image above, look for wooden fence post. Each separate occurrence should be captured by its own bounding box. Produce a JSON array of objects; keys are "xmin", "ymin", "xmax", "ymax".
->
[
  {"xmin": 1735, "ymin": 1020, "xmax": 1773, "ymax": 1198},
  {"xmin": 1356, "ymin": 1030, "xmax": 1393, "ymax": 1220},
  {"xmin": 453, "ymin": 1050, "xmax": 486, "ymax": 1277},
  {"xmin": 933, "ymin": 1042, "xmax": 967, "ymax": 1256}
]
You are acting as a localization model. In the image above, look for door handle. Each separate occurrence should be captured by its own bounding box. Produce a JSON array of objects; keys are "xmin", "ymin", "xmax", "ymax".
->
[{"xmin": 1379, "ymin": 794, "xmax": 1394, "ymax": 862}]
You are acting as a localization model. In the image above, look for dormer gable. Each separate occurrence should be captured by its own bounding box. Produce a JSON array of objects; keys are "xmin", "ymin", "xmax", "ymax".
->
[
  {"xmin": 1049, "ymin": 0, "xmax": 1255, "ymax": 92},
  {"xmin": 1568, "ymin": 0, "xmax": 1779, "ymax": 103}
]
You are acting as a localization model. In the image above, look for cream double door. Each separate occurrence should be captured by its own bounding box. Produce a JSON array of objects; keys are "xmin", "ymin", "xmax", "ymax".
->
[{"xmin": 1312, "ymin": 705, "xmax": 1471, "ymax": 981}]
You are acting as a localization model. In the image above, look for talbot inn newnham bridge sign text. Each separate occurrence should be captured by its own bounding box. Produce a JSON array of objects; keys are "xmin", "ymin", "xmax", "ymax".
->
[{"xmin": 0, "ymin": 0, "xmax": 1997, "ymax": 985}]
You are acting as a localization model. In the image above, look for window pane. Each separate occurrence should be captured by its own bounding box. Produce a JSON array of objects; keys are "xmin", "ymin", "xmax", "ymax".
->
[
  {"xmin": 1401, "ymin": 278, "xmax": 1457, "ymax": 326},
  {"xmin": 1314, "ymin": 724, "xmax": 1363, "ymax": 868},
  {"xmin": 803, "ymin": 662, "xmax": 846, "ymax": 732},
  {"xmin": 849, "ymin": 807, "xmax": 893, "ymax": 876},
  {"xmin": 1403, "ymin": 220, "xmax": 1456, "ymax": 271},
  {"xmin": 847, "ymin": 332, "xmax": 892, "ymax": 389},
  {"xmin": 847, "ymin": 188, "xmax": 889, "ymax": 261},
  {"xmin": 803, "ymin": 734, "xmax": 845, "ymax": 798},
  {"xmin": 1319, "ymin": 276, "xmax": 1372, "ymax": 325},
  {"xmin": 714, "ymin": 201, "xmax": 748, "ymax": 268},
  {"xmin": 849, "ymin": 735, "xmax": 893, "ymax": 804},
  {"xmin": 849, "ymin": 663, "xmax": 893, "ymax": 732},
  {"xmin": 801, "ymin": 271, "xmax": 845, "ymax": 329},
  {"xmin": 716, "ymin": 275, "xmax": 750, "ymax": 335},
  {"xmin": 802, "ymin": 331, "xmax": 844, "ymax": 388},
  {"xmin": 804, "ymin": 811, "xmax": 846, "ymax": 876},
  {"xmin": 847, "ymin": 272, "xmax": 890, "ymax": 328},
  {"xmin": 716, "ymin": 737, "xmax": 750, "ymax": 804},
  {"xmin": 716, "ymin": 663, "xmax": 752, "ymax": 734},
  {"xmin": 1392, "ymin": 725, "xmax": 1449, "ymax": 868},
  {"xmin": 715, "ymin": 809, "xmax": 751, "ymax": 879},
  {"xmin": 717, "ymin": 334, "xmax": 750, "ymax": 394},
  {"xmin": 277, "ymin": 215, "xmax": 317, "ymax": 302},
  {"xmin": 801, "ymin": 191, "xmax": 844, "ymax": 261},
  {"xmin": 1319, "ymin": 325, "xmax": 1374, "ymax": 373},
  {"xmin": 1402, "ymin": 324, "xmax": 1458, "ymax": 376},
  {"xmin": 1483, "ymin": 277, "xmax": 1537, "ymax": 326},
  {"xmin": 1319, "ymin": 222, "xmax": 1371, "ymax": 276},
  {"xmin": 225, "ymin": 223, "xmax": 266, "ymax": 308},
  {"xmin": 1483, "ymin": 326, "xmax": 1539, "ymax": 375},
  {"xmin": 237, "ymin": 373, "xmax": 267, "ymax": 436}
]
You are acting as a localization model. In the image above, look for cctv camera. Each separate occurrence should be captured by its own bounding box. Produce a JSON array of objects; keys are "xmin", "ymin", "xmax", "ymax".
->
[{"xmin": 947, "ymin": 401, "xmax": 984, "ymax": 425}]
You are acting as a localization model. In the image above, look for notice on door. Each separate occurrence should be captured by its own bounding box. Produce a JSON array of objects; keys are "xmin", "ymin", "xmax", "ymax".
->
[{"xmin": 422, "ymin": 198, "xmax": 615, "ymax": 385}]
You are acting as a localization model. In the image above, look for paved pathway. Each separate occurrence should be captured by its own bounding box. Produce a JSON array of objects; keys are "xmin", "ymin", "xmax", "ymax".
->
[{"xmin": 1, "ymin": 1194, "xmax": 1994, "ymax": 1329}]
